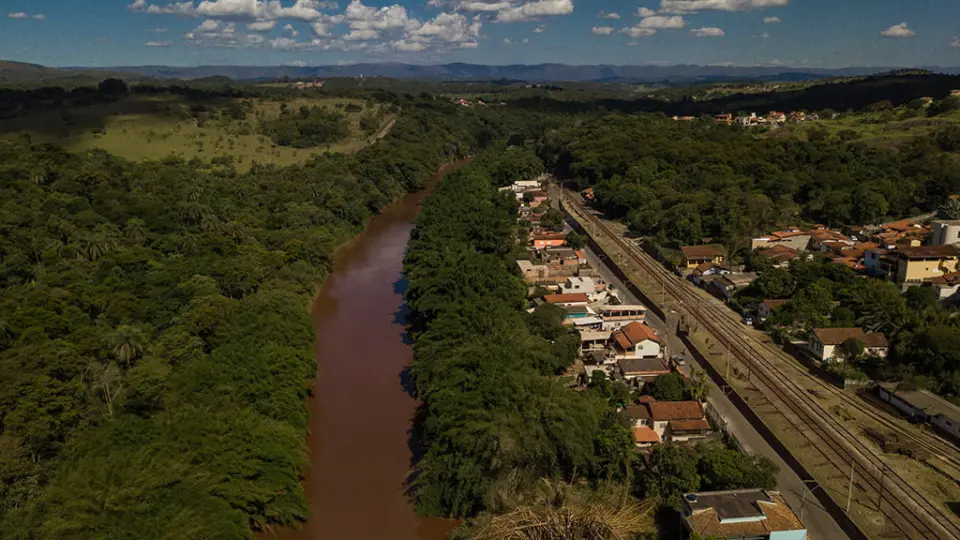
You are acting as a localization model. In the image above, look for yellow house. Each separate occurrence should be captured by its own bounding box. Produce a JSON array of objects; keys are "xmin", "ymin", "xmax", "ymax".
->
[
  {"xmin": 680, "ymin": 245, "xmax": 726, "ymax": 269},
  {"xmin": 896, "ymin": 245, "xmax": 960, "ymax": 283}
]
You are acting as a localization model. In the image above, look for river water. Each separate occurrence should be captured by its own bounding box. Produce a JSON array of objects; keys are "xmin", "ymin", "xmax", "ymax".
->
[{"xmin": 266, "ymin": 163, "xmax": 464, "ymax": 540}]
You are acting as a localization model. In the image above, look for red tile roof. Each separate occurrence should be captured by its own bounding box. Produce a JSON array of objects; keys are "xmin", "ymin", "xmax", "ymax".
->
[
  {"xmin": 681, "ymin": 245, "xmax": 725, "ymax": 260},
  {"xmin": 669, "ymin": 419, "xmax": 711, "ymax": 432},
  {"xmin": 633, "ymin": 426, "xmax": 661, "ymax": 444},
  {"xmin": 544, "ymin": 293, "xmax": 589, "ymax": 304},
  {"xmin": 620, "ymin": 322, "xmax": 661, "ymax": 344},
  {"xmin": 762, "ymin": 299, "xmax": 789, "ymax": 310},
  {"xmin": 649, "ymin": 401, "xmax": 704, "ymax": 421}
]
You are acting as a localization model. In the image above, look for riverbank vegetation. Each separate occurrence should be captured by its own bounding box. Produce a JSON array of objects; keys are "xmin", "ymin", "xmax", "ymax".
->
[{"xmin": 0, "ymin": 93, "xmax": 506, "ymax": 537}]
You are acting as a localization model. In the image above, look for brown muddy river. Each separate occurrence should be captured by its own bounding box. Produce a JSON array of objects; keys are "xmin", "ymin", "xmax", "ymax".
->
[{"xmin": 265, "ymin": 163, "xmax": 464, "ymax": 540}]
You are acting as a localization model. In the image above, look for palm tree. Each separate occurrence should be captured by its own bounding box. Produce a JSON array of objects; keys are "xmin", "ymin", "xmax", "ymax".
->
[
  {"xmin": 106, "ymin": 326, "xmax": 147, "ymax": 368},
  {"xmin": 124, "ymin": 218, "xmax": 148, "ymax": 245}
]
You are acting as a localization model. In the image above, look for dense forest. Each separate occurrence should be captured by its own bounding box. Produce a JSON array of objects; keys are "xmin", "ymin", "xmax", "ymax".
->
[
  {"xmin": 403, "ymin": 152, "xmax": 778, "ymax": 537},
  {"xmin": 0, "ymin": 93, "xmax": 520, "ymax": 537},
  {"xmin": 541, "ymin": 114, "xmax": 960, "ymax": 250}
]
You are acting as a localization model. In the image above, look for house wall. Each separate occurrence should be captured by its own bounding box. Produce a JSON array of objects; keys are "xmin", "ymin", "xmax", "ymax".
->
[
  {"xmin": 932, "ymin": 222, "xmax": 960, "ymax": 245},
  {"xmin": 770, "ymin": 529, "xmax": 808, "ymax": 540},
  {"xmin": 809, "ymin": 337, "xmax": 829, "ymax": 361},
  {"xmin": 635, "ymin": 340, "xmax": 661, "ymax": 358},
  {"xmin": 670, "ymin": 432, "xmax": 709, "ymax": 443},
  {"xmin": 602, "ymin": 317, "xmax": 645, "ymax": 330},
  {"xmin": 897, "ymin": 258, "xmax": 960, "ymax": 283},
  {"xmin": 867, "ymin": 346, "xmax": 889, "ymax": 358}
]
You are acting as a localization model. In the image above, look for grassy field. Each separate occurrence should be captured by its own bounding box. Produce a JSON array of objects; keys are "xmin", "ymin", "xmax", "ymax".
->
[
  {"xmin": 0, "ymin": 94, "xmax": 393, "ymax": 171},
  {"xmin": 771, "ymin": 108, "xmax": 960, "ymax": 147}
]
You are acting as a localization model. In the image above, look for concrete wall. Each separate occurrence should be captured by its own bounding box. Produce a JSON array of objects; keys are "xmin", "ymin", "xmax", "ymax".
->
[
  {"xmin": 771, "ymin": 529, "xmax": 808, "ymax": 540},
  {"xmin": 932, "ymin": 221, "xmax": 960, "ymax": 246}
]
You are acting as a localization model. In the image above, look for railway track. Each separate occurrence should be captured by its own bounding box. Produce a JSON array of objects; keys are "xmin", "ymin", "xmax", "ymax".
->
[{"xmin": 561, "ymin": 191, "xmax": 960, "ymax": 539}]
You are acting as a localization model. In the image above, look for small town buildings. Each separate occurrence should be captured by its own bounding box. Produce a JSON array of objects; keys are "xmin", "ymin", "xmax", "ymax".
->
[
  {"xmin": 932, "ymin": 220, "xmax": 960, "ymax": 246},
  {"xmin": 757, "ymin": 299, "xmax": 788, "ymax": 323},
  {"xmin": 681, "ymin": 245, "xmax": 726, "ymax": 269},
  {"xmin": 524, "ymin": 190, "xmax": 549, "ymax": 208},
  {"xmin": 598, "ymin": 305, "xmax": 647, "ymax": 330},
  {"xmin": 809, "ymin": 328, "xmax": 889, "ymax": 362},
  {"xmin": 560, "ymin": 276, "xmax": 606, "ymax": 302},
  {"xmin": 709, "ymin": 273, "xmax": 758, "ymax": 302},
  {"xmin": 648, "ymin": 401, "xmax": 710, "ymax": 442},
  {"xmin": 618, "ymin": 358, "xmax": 671, "ymax": 382},
  {"xmin": 532, "ymin": 232, "xmax": 567, "ymax": 249},
  {"xmin": 610, "ymin": 322, "xmax": 663, "ymax": 359},
  {"xmin": 543, "ymin": 293, "xmax": 589, "ymax": 307},
  {"xmin": 923, "ymin": 272, "xmax": 960, "ymax": 300},
  {"xmin": 623, "ymin": 404, "xmax": 651, "ymax": 427},
  {"xmin": 509, "ymin": 179, "xmax": 540, "ymax": 193},
  {"xmin": 878, "ymin": 385, "xmax": 960, "ymax": 441},
  {"xmin": 681, "ymin": 489, "xmax": 807, "ymax": 540},
  {"xmin": 715, "ymin": 113, "xmax": 733, "ymax": 125},
  {"xmin": 895, "ymin": 245, "xmax": 960, "ymax": 283},
  {"xmin": 751, "ymin": 229, "xmax": 812, "ymax": 252}
]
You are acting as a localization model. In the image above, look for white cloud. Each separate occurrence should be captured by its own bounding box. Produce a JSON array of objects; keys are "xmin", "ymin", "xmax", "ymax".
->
[
  {"xmin": 636, "ymin": 7, "xmax": 657, "ymax": 17},
  {"xmin": 504, "ymin": 37, "xmax": 512, "ymax": 44},
  {"xmin": 344, "ymin": 28, "xmax": 380, "ymax": 40},
  {"xmin": 148, "ymin": 27, "xmax": 169, "ymax": 32},
  {"xmin": 763, "ymin": 16, "xmax": 780, "ymax": 23},
  {"xmin": 658, "ymin": 0, "xmax": 788, "ymax": 14},
  {"xmin": 409, "ymin": 12, "xmax": 481, "ymax": 48},
  {"xmin": 145, "ymin": 40, "xmax": 174, "ymax": 46},
  {"xmin": 283, "ymin": 22, "xmax": 298, "ymax": 36},
  {"xmin": 128, "ymin": 0, "xmax": 148, "ymax": 10},
  {"xmin": 130, "ymin": 0, "xmax": 338, "ymax": 21},
  {"xmin": 522, "ymin": 37, "xmax": 528, "ymax": 43},
  {"xmin": 591, "ymin": 26, "xmax": 614, "ymax": 35},
  {"xmin": 755, "ymin": 32, "xmax": 769, "ymax": 38},
  {"xmin": 626, "ymin": 41, "xmax": 639, "ymax": 46},
  {"xmin": 344, "ymin": 1, "xmax": 419, "ymax": 32},
  {"xmin": 639, "ymin": 15, "xmax": 685, "ymax": 28},
  {"xmin": 620, "ymin": 26, "xmax": 657, "ymax": 37},
  {"xmin": 952, "ymin": 38, "xmax": 960, "ymax": 48},
  {"xmin": 33, "ymin": 14, "xmax": 46, "ymax": 20},
  {"xmin": 495, "ymin": 0, "xmax": 573, "ymax": 23},
  {"xmin": 689, "ymin": 26, "xmax": 724, "ymax": 36},
  {"xmin": 880, "ymin": 22, "xmax": 914, "ymax": 38},
  {"xmin": 598, "ymin": 11, "xmax": 620, "ymax": 19},
  {"xmin": 532, "ymin": 24, "xmax": 545, "ymax": 33},
  {"xmin": 7, "ymin": 12, "xmax": 28, "ymax": 19},
  {"xmin": 392, "ymin": 39, "xmax": 427, "ymax": 51},
  {"xmin": 247, "ymin": 20, "xmax": 277, "ymax": 30}
]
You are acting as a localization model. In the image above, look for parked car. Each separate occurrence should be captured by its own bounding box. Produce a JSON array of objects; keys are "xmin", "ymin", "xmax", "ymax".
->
[{"xmin": 742, "ymin": 316, "xmax": 754, "ymax": 326}]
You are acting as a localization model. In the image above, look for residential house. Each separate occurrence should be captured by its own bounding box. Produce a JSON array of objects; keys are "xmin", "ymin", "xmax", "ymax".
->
[
  {"xmin": 648, "ymin": 401, "xmax": 710, "ymax": 443},
  {"xmin": 524, "ymin": 190, "xmax": 549, "ymax": 208},
  {"xmin": 896, "ymin": 245, "xmax": 960, "ymax": 283},
  {"xmin": 560, "ymin": 276, "xmax": 607, "ymax": 302},
  {"xmin": 510, "ymin": 179, "xmax": 540, "ymax": 193},
  {"xmin": 690, "ymin": 262, "xmax": 732, "ymax": 286},
  {"xmin": 923, "ymin": 272, "xmax": 960, "ymax": 301},
  {"xmin": 809, "ymin": 328, "xmax": 889, "ymax": 362},
  {"xmin": 767, "ymin": 111, "xmax": 787, "ymax": 124},
  {"xmin": 543, "ymin": 293, "xmax": 589, "ymax": 307},
  {"xmin": 756, "ymin": 244, "xmax": 802, "ymax": 268},
  {"xmin": 633, "ymin": 426, "xmax": 661, "ymax": 448},
  {"xmin": 598, "ymin": 305, "xmax": 647, "ymax": 330},
  {"xmin": 751, "ymin": 228, "xmax": 811, "ymax": 252},
  {"xmin": 808, "ymin": 229, "xmax": 850, "ymax": 251},
  {"xmin": 580, "ymin": 330, "xmax": 612, "ymax": 353},
  {"xmin": 878, "ymin": 385, "xmax": 960, "ymax": 441},
  {"xmin": 681, "ymin": 489, "xmax": 807, "ymax": 540},
  {"xmin": 610, "ymin": 322, "xmax": 663, "ymax": 359},
  {"xmin": 617, "ymin": 358, "xmax": 671, "ymax": 382},
  {"xmin": 932, "ymin": 220, "xmax": 960, "ymax": 246},
  {"xmin": 532, "ymin": 232, "xmax": 567, "ymax": 249},
  {"xmin": 715, "ymin": 113, "xmax": 733, "ymax": 125},
  {"xmin": 681, "ymin": 245, "xmax": 726, "ymax": 269},
  {"xmin": 709, "ymin": 273, "xmax": 758, "ymax": 302},
  {"xmin": 864, "ymin": 248, "xmax": 899, "ymax": 279},
  {"xmin": 757, "ymin": 299, "xmax": 788, "ymax": 323}
]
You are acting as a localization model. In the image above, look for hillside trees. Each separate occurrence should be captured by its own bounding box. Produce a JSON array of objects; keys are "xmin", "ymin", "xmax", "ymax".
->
[{"xmin": 404, "ymin": 157, "xmax": 633, "ymax": 518}]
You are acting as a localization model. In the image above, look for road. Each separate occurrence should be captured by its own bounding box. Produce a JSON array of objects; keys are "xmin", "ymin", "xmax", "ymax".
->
[{"xmin": 581, "ymin": 244, "xmax": 849, "ymax": 540}]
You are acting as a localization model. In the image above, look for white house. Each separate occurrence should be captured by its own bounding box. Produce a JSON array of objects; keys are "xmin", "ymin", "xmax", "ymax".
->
[
  {"xmin": 610, "ymin": 322, "xmax": 662, "ymax": 359},
  {"xmin": 809, "ymin": 328, "xmax": 889, "ymax": 362}
]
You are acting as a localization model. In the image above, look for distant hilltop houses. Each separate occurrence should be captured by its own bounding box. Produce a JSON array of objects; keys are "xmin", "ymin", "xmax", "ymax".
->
[
  {"xmin": 291, "ymin": 79, "xmax": 325, "ymax": 89},
  {"xmin": 672, "ymin": 111, "xmax": 820, "ymax": 126}
]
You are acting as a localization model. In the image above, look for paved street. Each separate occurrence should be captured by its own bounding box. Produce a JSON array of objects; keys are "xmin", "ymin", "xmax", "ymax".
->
[{"xmin": 583, "ymin": 245, "xmax": 848, "ymax": 540}]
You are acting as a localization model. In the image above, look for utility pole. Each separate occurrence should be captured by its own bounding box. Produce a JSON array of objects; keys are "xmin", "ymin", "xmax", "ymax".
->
[{"xmin": 846, "ymin": 460, "xmax": 856, "ymax": 513}]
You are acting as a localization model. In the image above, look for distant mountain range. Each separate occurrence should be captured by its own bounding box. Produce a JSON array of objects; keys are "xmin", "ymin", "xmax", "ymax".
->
[
  {"xmin": 100, "ymin": 63, "xmax": 915, "ymax": 84},
  {"xmin": 5, "ymin": 59, "xmax": 960, "ymax": 85}
]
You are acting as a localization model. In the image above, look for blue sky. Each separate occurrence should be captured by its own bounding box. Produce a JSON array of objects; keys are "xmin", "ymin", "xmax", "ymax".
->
[{"xmin": 1, "ymin": 0, "xmax": 957, "ymax": 68}]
